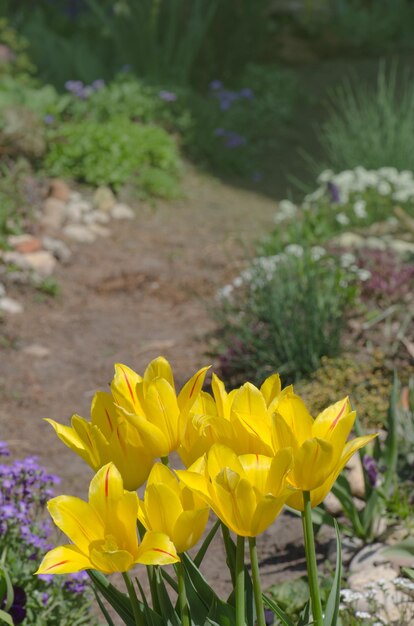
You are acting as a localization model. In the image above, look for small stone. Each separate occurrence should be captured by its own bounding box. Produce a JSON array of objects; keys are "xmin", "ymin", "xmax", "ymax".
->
[
  {"xmin": 64, "ymin": 202, "xmax": 84, "ymax": 223},
  {"xmin": 346, "ymin": 453, "xmax": 365, "ymax": 498},
  {"xmin": 333, "ymin": 232, "xmax": 364, "ymax": 248},
  {"xmin": 388, "ymin": 239, "xmax": 414, "ymax": 257},
  {"xmin": 62, "ymin": 224, "xmax": 96, "ymax": 243},
  {"xmin": 41, "ymin": 197, "xmax": 67, "ymax": 230},
  {"xmin": 93, "ymin": 186, "xmax": 116, "ymax": 213},
  {"xmin": 69, "ymin": 191, "xmax": 82, "ymax": 202},
  {"xmin": 24, "ymin": 251, "xmax": 57, "ymax": 277},
  {"xmin": 42, "ymin": 236, "xmax": 72, "ymax": 263},
  {"xmin": 111, "ymin": 203, "xmax": 135, "ymax": 220},
  {"xmin": 0, "ymin": 283, "xmax": 5, "ymax": 297},
  {"xmin": 88, "ymin": 223, "xmax": 111, "ymax": 238},
  {"xmin": 48, "ymin": 179, "xmax": 71, "ymax": 202},
  {"xmin": 365, "ymin": 236, "xmax": 387, "ymax": 251},
  {"xmin": 323, "ymin": 492, "xmax": 342, "ymax": 516},
  {"xmin": 349, "ymin": 563, "xmax": 398, "ymax": 588},
  {"xmin": 83, "ymin": 210, "xmax": 110, "ymax": 225},
  {"xmin": 14, "ymin": 237, "xmax": 42, "ymax": 254},
  {"xmin": 5, "ymin": 271, "xmax": 30, "ymax": 285},
  {"xmin": 21, "ymin": 343, "xmax": 50, "ymax": 358},
  {"xmin": 2, "ymin": 251, "xmax": 31, "ymax": 271},
  {"xmin": 349, "ymin": 543, "xmax": 388, "ymax": 573},
  {"xmin": 0, "ymin": 297, "xmax": 23, "ymax": 314}
]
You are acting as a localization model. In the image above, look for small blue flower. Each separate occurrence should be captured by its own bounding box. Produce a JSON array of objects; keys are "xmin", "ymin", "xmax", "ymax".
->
[
  {"xmin": 159, "ymin": 90, "xmax": 177, "ymax": 102},
  {"xmin": 209, "ymin": 79, "xmax": 223, "ymax": 91}
]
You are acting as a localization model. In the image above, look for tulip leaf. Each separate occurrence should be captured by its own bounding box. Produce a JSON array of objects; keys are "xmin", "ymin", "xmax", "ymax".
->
[
  {"xmin": 93, "ymin": 588, "xmax": 117, "ymax": 626},
  {"xmin": 161, "ymin": 569, "xmax": 179, "ymax": 593},
  {"xmin": 0, "ymin": 564, "xmax": 14, "ymax": 612},
  {"xmin": 0, "ymin": 608, "xmax": 13, "ymax": 625},
  {"xmin": 297, "ymin": 600, "xmax": 310, "ymax": 626},
  {"xmin": 135, "ymin": 577, "xmax": 165, "ymax": 626},
  {"xmin": 262, "ymin": 594, "xmax": 295, "ymax": 626},
  {"xmin": 154, "ymin": 567, "xmax": 181, "ymax": 626},
  {"xmin": 323, "ymin": 520, "xmax": 342, "ymax": 626},
  {"xmin": 88, "ymin": 570, "xmax": 135, "ymax": 625},
  {"xmin": 205, "ymin": 595, "xmax": 237, "ymax": 626},
  {"xmin": 194, "ymin": 519, "xmax": 221, "ymax": 567}
]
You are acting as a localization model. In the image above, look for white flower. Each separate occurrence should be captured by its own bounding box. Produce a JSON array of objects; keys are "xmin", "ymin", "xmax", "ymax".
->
[
  {"xmin": 377, "ymin": 180, "xmax": 391, "ymax": 195},
  {"xmin": 217, "ymin": 284, "xmax": 234, "ymax": 300},
  {"xmin": 285, "ymin": 243, "xmax": 304, "ymax": 257},
  {"xmin": 233, "ymin": 276, "xmax": 243, "ymax": 288},
  {"xmin": 353, "ymin": 199, "xmax": 367, "ymax": 219},
  {"xmin": 317, "ymin": 169, "xmax": 334, "ymax": 183},
  {"xmin": 357, "ymin": 269, "xmax": 372, "ymax": 281},
  {"xmin": 340, "ymin": 252, "xmax": 356, "ymax": 268},
  {"xmin": 278, "ymin": 199, "xmax": 297, "ymax": 217},
  {"xmin": 311, "ymin": 246, "xmax": 326, "ymax": 260},
  {"xmin": 393, "ymin": 189, "xmax": 414, "ymax": 203},
  {"xmin": 355, "ymin": 611, "xmax": 372, "ymax": 620},
  {"xmin": 336, "ymin": 212, "xmax": 350, "ymax": 225}
]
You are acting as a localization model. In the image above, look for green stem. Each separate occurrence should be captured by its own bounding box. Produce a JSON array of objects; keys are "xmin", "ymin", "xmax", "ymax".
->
[
  {"xmin": 248, "ymin": 537, "xmax": 266, "ymax": 626},
  {"xmin": 301, "ymin": 491, "xmax": 324, "ymax": 626},
  {"xmin": 235, "ymin": 535, "xmax": 246, "ymax": 626},
  {"xmin": 161, "ymin": 456, "xmax": 169, "ymax": 466},
  {"xmin": 176, "ymin": 560, "xmax": 190, "ymax": 626},
  {"xmin": 122, "ymin": 572, "xmax": 145, "ymax": 626},
  {"xmin": 221, "ymin": 523, "xmax": 236, "ymax": 586},
  {"xmin": 146, "ymin": 565, "xmax": 161, "ymax": 614}
]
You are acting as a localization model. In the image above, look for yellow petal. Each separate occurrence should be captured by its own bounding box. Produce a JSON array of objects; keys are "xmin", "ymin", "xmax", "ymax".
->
[
  {"xmin": 45, "ymin": 418, "xmax": 95, "ymax": 468},
  {"xmin": 124, "ymin": 412, "xmax": 169, "ymax": 457},
  {"xmin": 141, "ymin": 378, "xmax": 180, "ymax": 448},
  {"xmin": 231, "ymin": 382, "xmax": 268, "ymax": 424},
  {"xmin": 312, "ymin": 398, "xmax": 354, "ymax": 442},
  {"xmin": 144, "ymin": 356, "xmax": 175, "ymax": 389},
  {"xmin": 47, "ymin": 496, "xmax": 102, "ymax": 554},
  {"xmin": 173, "ymin": 508, "xmax": 210, "ymax": 553},
  {"xmin": 292, "ymin": 438, "xmax": 335, "ymax": 491},
  {"xmin": 36, "ymin": 545, "xmax": 92, "ymax": 575},
  {"xmin": 266, "ymin": 448, "xmax": 294, "ymax": 496},
  {"xmin": 89, "ymin": 544, "xmax": 135, "ymax": 573},
  {"xmin": 271, "ymin": 414, "xmax": 298, "ymax": 452},
  {"xmin": 147, "ymin": 463, "xmax": 178, "ymax": 490},
  {"xmin": 276, "ymin": 392, "xmax": 313, "ymax": 445},
  {"xmin": 238, "ymin": 454, "xmax": 272, "ymax": 494},
  {"xmin": 91, "ymin": 391, "xmax": 119, "ymax": 439},
  {"xmin": 112, "ymin": 491, "xmax": 140, "ymax": 554},
  {"xmin": 177, "ymin": 366, "xmax": 210, "ymax": 414},
  {"xmin": 175, "ymin": 470, "xmax": 211, "ymax": 504},
  {"xmin": 71, "ymin": 415, "xmax": 104, "ymax": 469},
  {"xmin": 136, "ymin": 531, "xmax": 179, "ymax": 565},
  {"xmin": 111, "ymin": 363, "xmax": 142, "ymax": 414},
  {"xmin": 143, "ymin": 483, "xmax": 183, "ymax": 538},
  {"xmin": 207, "ymin": 444, "xmax": 244, "ymax": 479},
  {"xmin": 211, "ymin": 373, "xmax": 231, "ymax": 419},
  {"xmin": 260, "ymin": 373, "xmax": 282, "ymax": 407},
  {"xmin": 250, "ymin": 495, "xmax": 287, "ymax": 536},
  {"xmin": 88, "ymin": 463, "xmax": 124, "ymax": 523},
  {"xmin": 106, "ymin": 420, "xmax": 154, "ymax": 491}
]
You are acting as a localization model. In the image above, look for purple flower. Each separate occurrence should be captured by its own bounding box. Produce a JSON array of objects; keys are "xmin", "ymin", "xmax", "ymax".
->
[
  {"xmin": 38, "ymin": 574, "xmax": 54, "ymax": 584},
  {"xmin": 239, "ymin": 87, "xmax": 255, "ymax": 99},
  {"xmin": 224, "ymin": 132, "xmax": 246, "ymax": 149},
  {"xmin": 41, "ymin": 593, "xmax": 49, "ymax": 606},
  {"xmin": 327, "ymin": 181, "xmax": 340, "ymax": 203},
  {"xmin": 0, "ymin": 442, "xmax": 9, "ymax": 457},
  {"xmin": 91, "ymin": 79, "xmax": 105, "ymax": 91},
  {"xmin": 363, "ymin": 455, "xmax": 379, "ymax": 487},
  {"xmin": 64, "ymin": 571, "xmax": 89, "ymax": 595},
  {"xmin": 159, "ymin": 90, "xmax": 177, "ymax": 102},
  {"xmin": 43, "ymin": 114, "xmax": 55, "ymax": 125},
  {"xmin": 265, "ymin": 608, "xmax": 275, "ymax": 625},
  {"xmin": 214, "ymin": 127, "xmax": 225, "ymax": 137},
  {"xmin": 1, "ymin": 586, "xmax": 26, "ymax": 625},
  {"xmin": 209, "ymin": 79, "xmax": 223, "ymax": 91}
]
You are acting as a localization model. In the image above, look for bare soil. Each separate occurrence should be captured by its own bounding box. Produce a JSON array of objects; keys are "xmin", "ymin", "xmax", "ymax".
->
[{"xmin": 0, "ymin": 165, "xmax": 318, "ymax": 601}]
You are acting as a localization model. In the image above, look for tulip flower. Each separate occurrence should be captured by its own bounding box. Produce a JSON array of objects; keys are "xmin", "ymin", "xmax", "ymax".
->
[
  {"xmin": 177, "ymin": 444, "xmax": 294, "ymax": 537},
  {"xmin": 138, "ymin": 463, "xmax": 209, "ymax": 553},
  {"xmin": 271, "ymin": 392, "xmax": 377, "ymax": 509},
  {"xmin": 36, "ymin": 463, "xmax": 179, "ymax": 575},
  {"xmin": 123, "ymin": 360, "xmax": 210, "ymax": 458},
  {"xmin": 46, "ymin": 390, "xmax": 154, "ymax": 491}
]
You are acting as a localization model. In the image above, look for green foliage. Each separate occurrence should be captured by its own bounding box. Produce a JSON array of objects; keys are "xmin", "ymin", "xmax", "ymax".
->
[
  {"xmin": 0, "ymin": 76, "xmax": 61, "ymax": 117},
  {"xmin": 296, "ymin": 352, "xmax": 394, "ymax": 429},
  {"xmin": 315, "ymin": 65, "xmax": 414, "ymax": 174},
  {"xmin": 0, "ymin": 17, "xmax": 35, "ymax": 80},
  {"xmin": 0, "ymin": 158, "xmax": 31, "ymax": 243},
  {"xmin": 213, "ymin": 249, "xmax": 356, "ymax": 387},
  {"xmin": 44, "ymin": 118, "xmax": 182, "ymax": 195},
  {"xmin": 36, "ymin": 277, "xmax": 60, "ymax": 297}
]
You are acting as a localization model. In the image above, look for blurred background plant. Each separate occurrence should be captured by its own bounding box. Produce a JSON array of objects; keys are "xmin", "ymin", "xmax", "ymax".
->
[
  {"xmin": 0, "ymin": 441, "xmax": 98, "ymax": 625},
  {"xmin": 212, "ymin": 247, "xmax": 356, "ymax": 386}
]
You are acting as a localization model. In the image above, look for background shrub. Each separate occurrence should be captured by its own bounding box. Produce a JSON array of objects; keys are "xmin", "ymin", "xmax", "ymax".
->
[{"xmin": 44, "ymin": 118, "xmax": 181, "ymax": 194}]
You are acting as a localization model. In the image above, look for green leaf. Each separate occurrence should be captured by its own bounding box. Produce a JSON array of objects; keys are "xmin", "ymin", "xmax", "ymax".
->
[
  {"xmin": 88, "ymin": 570, "xmax": 135, "ymax": 626},
  {"xmin": 135, "ymin": 577, "xmax": 165, "ymax": 626},
  {"xmin": 194, "ymin": 519, "xmax": 221, "ymax": 568},
  {"xmin": 93, "ymin": 588, "xmax": 117, "ymax": 626},
  {"xmin": 323, "ymin": 520, "xmax": 342, "ymax": 626},
  {"xmin": 0, "ymin": 608, "xmax": 14, "ymax": 625},
  {"xmin": 0, "ymin": 565, "xmax": 14, "ymax": 612},
  {"xmin": 263, "ymin": 594, "xmax": 296, "ymax": 626},
  {"xmin": 154, "ymin": 567, "xmax": 181, "ymax": 626},
  {"xmin": 383, "ymin": 538, "xmax": 414, "ymax": 559},
  {"xmin": 297, "ymin": 600, "xmax": 310, "ymax": 626}
]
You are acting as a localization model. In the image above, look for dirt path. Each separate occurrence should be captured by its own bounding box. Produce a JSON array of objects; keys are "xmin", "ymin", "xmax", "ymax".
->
[{"xmin": 0, "ymin": 165, "xmax": 315, "ymax": 600}]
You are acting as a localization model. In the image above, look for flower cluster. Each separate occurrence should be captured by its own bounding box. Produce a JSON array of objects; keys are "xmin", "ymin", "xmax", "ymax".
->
[
  {"xmin": 209, "ymin": 80, "xmax": 255, "ymax": 110},
  {"xmin": 0, "ymin": 443, "xmax": 97, "ymax": 625},
  {"xmin": 39, "ymin": 356, "xmax": 376, "ymax": 576},
  {"xmin": 64, "ymin": 79, "xmax": 105, "ymax": 99}
]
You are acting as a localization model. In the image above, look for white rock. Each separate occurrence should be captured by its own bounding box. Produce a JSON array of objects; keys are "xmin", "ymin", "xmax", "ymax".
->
[
  {"xmin": 365, "ymin": 236, "xmax": 387, "ymax": 251},
  {"xmin": 324, "ymin": 492, "xmax": 342, "ymax": 516},
  {"xmin": 21, "ymin": 344, "xmax": 50, "ymax": 358},
  {"xmin": 2, "ymin": 251, "xmax": 31, "ymax": 271},
  {"xmin": 333, "ymin": 232, "xmax": 364, "ymax": 248},
  {"xmin": 93, "ymin": 186, "xmax": 116, "ymax": 213},
  {"xmin": 346, "ymin": 453, "xmax": 365, "ymax": 498},
  {"xmin": 69, "ymin": 191, "xmax": 82, "ymax": 202},
  {"xmin": 0, "ymin": 297, "xmax": 23, "ymax": 314},
  {"xmin": 350, "ymin": 544, "xmax": 388, "ymax": 573},
  {"xmin": 88, "ymin": 223, "xmax": 111, "ymax": 238},
  {"xmin": 83, "ymin": 210, "xmax": 110, "ymax": 225},
  {"xmin": 388, "ymin": 239, "xmax": 414, "ymax": 257},
  {"xmin": 111, "ymin": 203, "xmax": 135, "ymax": 220},
  {"xmin": 62, "ymin": 224, "xmax": 96, "ymax": 243},
  {"xmin": 24, "ymin": 251, "xmax": 57, "ymax": 277},
  {"xmin": 64, "ymin": 202, "xmax": 84, "ymax": 223},
  {"xmin": 42, "ymin": 237, "xmax": 72, "ymax": 263},
  {"xmin": 41, "ymin": 197, "xmax": 67, "ymax": 229}
]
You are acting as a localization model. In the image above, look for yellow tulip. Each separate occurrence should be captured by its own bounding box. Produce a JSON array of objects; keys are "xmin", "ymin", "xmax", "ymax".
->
[
  {"xmin": 46, "ymin": 390, "xmax": 154, "ymax": 491},
  {"xmin": 138, "ymin": 463, "xmax": 209, "ymax": 553},
  {"xmin": 123, "ymin": 359, "xmax": 210, "ymax": 458},
  {"xmin": 177, "ymin": 444, "xmax": 294, "ymax": 537},
  {"xmin": 272, "ymin": 392, "xmax": 377, "ymax": 509},
  {"xmin": 36, "ymin": 463, "xmax": 179, "ymax": 575}
]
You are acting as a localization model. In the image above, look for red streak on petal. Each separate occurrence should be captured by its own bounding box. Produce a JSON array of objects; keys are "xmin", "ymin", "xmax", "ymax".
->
[
  {"xmin": 329, "ymin": 401, "xmax": 347, "ymax": 432},
  {"xmin": 153, "ymin": 548, "xmax": 175, "ymax": 558},
  {"xmin": 105, "ymin": 408, "xmax": 113, "ymax": 432},
  {"xmin": 105, "ymin": 466, "xmax": 110, "ymax": 498},
  {"xmin": 120, "ymin": 365, "xmax": 135, "ymax": 407},
  {"xmin": 189, "ymin": 369, "xmax": 205, "ymax": 399},
  {"xmin": 45, "ymin": 559, "xmax": 70, "ymax": 571}
]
